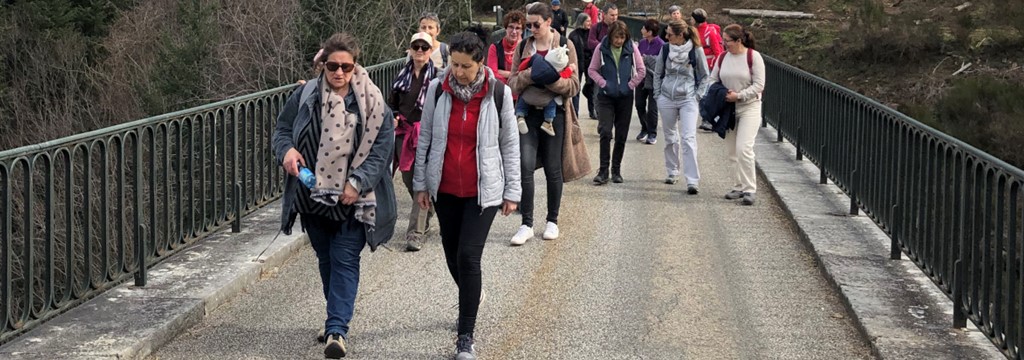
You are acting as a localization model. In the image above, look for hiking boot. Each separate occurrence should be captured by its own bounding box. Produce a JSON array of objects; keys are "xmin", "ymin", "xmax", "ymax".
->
[
  {"xmin": 324, "ymin": 334, "xmax": 347, "ymax": 359},
  {"xmin": 405, "ymin": 233, "xmax": 424, "ymax": 252},
  {"xmin": 455, "ymin": 334, "xmax": 476, "ymax": 360},
  {"xmin": 542, "ymin": 222, "xmax": 559, "ymax": 240},
  {"xmin": 593, "ymin": 169, "xmax": 609, "ymax": 185},
  {"xmin": 724, "ymin": 190, "xmax": 744, "ymax": 200},
  {"xmin": 741, "ymin": 192, "xmax": 756, "ymax": 206},
  {"xmin": 540, "ymin": 121, "xmax": 556, "ymax": 136},
  {"xmin": 645, "ymin": 134, "xmax": 657, "ymax": 145},
  {"xmin": 611, "ymin": 171, "xmax": 624, "ymax": 183},
  {"xmin": 665, "ymin": 175, "xmax": 679, "ymax": 184},
  {"xmin": 687, "ymin": 184, "xmax": 699, "ymax": 195},
  {"xmin": 517, "ymin": 117, "xmax": 529, "ymax": 134},
  {"xmin": 636, "ymin": 132, "xmax": 648, "ymax": 143},
  {"xmin": 510, "ymin": 225, "xmax": 533, "ymax": 246}
]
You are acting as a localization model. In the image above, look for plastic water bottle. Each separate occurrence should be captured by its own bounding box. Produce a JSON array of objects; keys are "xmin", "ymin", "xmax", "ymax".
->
[{"xmin": 298, "ymin": 167, "xmax": 316, "ymax": 189}]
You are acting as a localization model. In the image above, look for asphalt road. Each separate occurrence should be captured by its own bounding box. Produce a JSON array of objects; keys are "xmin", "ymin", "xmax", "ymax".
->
[{"xmin": 150, "ymin": 96, "xmax": 874, "ymax": 360}]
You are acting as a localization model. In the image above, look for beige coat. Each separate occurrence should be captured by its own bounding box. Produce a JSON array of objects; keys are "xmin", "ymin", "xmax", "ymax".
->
[{"xmin": 509, "ymin": 33, "xmax": 592, "ymax": 182}]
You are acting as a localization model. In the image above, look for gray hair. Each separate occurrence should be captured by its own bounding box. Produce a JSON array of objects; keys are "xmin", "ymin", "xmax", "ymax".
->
[
  {"xmin": 576, "ymin": 13, "xmax": 590, "ymax": 25},
  {"xmin": 667, "ymin": 5, "xmax": 681, "ymax": 14},
  {"xmin": 419, "ymin": 12, "xmax": 440, "ymax": 25}
]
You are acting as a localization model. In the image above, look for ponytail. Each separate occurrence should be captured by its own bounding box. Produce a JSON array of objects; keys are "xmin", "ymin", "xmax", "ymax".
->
[
  {"xmin": 742, "ymin": 30, "xmax": 756, "ymax": 50},
  {"xmin": 724, "ymin": 24, "xmax": 756, "ymax": 50}
]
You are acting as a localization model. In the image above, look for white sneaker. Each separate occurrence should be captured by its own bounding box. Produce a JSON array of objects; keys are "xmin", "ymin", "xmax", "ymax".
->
[
  {"xmin": 542, "ymin": 222, "xmax": 559, "ymax": 240},
  {"xmin": 510, "ymin": 225, "xmax": 533, "ymax": 246}
]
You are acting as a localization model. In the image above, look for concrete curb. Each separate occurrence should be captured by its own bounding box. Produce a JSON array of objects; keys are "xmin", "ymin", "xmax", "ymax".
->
[
  {"xmin": 0, "ymin": 200, "xmax": 306, "ymax": 359},
  {"xmin": 753, "ymin": 125, "xmax": 1004, "ymax": 359}
]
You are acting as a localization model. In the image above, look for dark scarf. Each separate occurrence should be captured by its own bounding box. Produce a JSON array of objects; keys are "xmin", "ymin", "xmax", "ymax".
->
[{"xmin": 391, "ymin": 59, "xmax": 437, "ymax": 111}]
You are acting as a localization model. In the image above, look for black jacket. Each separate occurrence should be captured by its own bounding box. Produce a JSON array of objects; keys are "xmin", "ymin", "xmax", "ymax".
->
[
  {"xmin": 699, "ymin": 82, "xmax": 736, "ymax": 139},
  {"xmin": 568, "ymin": 28, "xmax": 591, "ymax": 78},
  {"xmin": 552, "ymin": 9, "xmax": 569, "ymax": 35}
]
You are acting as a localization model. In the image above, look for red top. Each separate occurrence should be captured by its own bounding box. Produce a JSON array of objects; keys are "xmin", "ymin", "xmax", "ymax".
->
[
  {"xmin": 437, "ymin": 74, "xmax": 489, "ymax": 198},
  {"xmin": 697, "ymin": 23, "xmax": 725, "ymax": 71}
]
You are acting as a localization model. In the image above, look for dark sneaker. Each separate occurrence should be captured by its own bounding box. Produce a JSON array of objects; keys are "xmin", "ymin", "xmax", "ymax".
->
[
  {"xmin": 455, "ymin": 334, "xmax": 476, "ymax": 360},
  {"xmin": 324, "ymin": 334, "xmax": 347, "ymax": 359},
  {"xmin": 724, "ymin": 190, "xmax": 744, "ymax": 200},
  {"xmin": 317, "ymin": 327, "xmax": 326, "ymax": 343},
  {"xmin": 636, "ymin": 132, "xmax": 648, "ymax": 143},
  {"xmin": 611, "ymin": 173, "xmax": 624, "ymax": 183},
  {"xmin": 687, "ymin": 184, "xmax": 699, "ymax": 195},
  {"xmin": 665, "ymin": 175, "xmax": 679, "ymax": 184},
  {"xmin": 741, "ymin": 192, "xmax": 756, "ymax": 206},
  {"xmin": 593, "ymin": 170, "xmax": 609, "ymax": 185},
  {"xmin": 405, "ymin": 233, "xmax": 423, "ymax": 252},
  {"xmin": 645, "ymin": 135, "xmax": 657, "ymax": 145},
  {"xmin": 699, "ymin": 120, "xmax": 713, "ymax": 132}
]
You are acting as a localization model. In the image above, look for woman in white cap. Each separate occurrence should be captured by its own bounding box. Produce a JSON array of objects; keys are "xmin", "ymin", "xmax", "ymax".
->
[{"xmin": 388, "ymin": 32, "xmax": 438, "ymax": 251}]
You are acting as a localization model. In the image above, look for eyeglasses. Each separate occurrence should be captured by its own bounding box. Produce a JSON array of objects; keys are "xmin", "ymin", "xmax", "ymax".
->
[
  {"xmin": 410, "ymin": 44, "xmax": 431, "ymax": 52},
  {"xmin": 525, "ymin": 22, "xmax": 543, "ymax": 30},
  {"xmin": 506, "ymin": 26, "xmax": 522, "ymax": 33},
  {"xmin": 324, "ymin": 61, "xmax": 355, "ymax": 73},
  {"xmin": 724, "ymin": 38, "xmax": 737, "ymax": 43}
]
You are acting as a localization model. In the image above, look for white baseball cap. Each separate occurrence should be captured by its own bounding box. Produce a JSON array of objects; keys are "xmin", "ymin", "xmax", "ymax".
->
[
  {"xmin": 410, "ymin": 32, "xmax": 434, "ymax": 45},
  {"xmin": 582, "ymin": 0, "xmax": 593, "ymax": 3}
]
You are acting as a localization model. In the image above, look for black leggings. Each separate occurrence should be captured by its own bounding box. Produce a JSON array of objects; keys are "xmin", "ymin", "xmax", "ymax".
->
[
  {"xmin": 596, "ymin": 93, "xmax": 634, "ymax": 172},
  {"xmin": 433, "ymin": 193, "xmax": 498, "ymax": 336},
  {"xmin": 519, "ymin": 107, "xmax": 565, "ymax": 228}
]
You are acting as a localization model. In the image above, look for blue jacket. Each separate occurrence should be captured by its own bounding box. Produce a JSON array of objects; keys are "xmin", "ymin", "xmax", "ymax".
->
[
  {"xmin": 272, "ymin": 78, "xmax": 397, "ymax": 251},
  {"xmin": 699, "ymin": 82, "xmax": 736, "ymax": 139}
]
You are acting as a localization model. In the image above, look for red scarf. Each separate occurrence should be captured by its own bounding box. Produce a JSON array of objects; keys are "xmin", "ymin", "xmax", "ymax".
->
[{"xmin": 501, "ymin": 37, "xmax": 518, "ymax": 71}]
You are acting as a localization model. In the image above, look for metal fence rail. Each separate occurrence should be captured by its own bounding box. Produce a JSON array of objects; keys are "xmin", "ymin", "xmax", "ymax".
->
[
  {"xmin": 0, "ymin": 57, "xmax": 405, "ymax": 344},
  {"xmin": 763, "ymin": 56, "xmax": 1024, "ymax": 359}
]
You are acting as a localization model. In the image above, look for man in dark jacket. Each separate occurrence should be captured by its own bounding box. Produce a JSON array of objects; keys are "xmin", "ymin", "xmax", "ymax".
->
[
  {"xmin": 568, "ymin": 13, "xmax": 594, "ymax": 118},
  {"xmin": 550, "ymin": 0, "xmax": 569, "ymax": 35}
]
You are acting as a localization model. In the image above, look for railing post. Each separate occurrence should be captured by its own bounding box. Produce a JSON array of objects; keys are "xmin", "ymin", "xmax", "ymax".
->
[
  {"xmin": 890, "ymin": 205, "xmax": 901, "ymax": 260},
  {"xmin": 494, "ymin": 6, "xmax": 503, "ymax": 28},
  {"xmin": 819, "ymin": 144, "xmax": 828, "ymax": 184},
  {"xmin": 952, "ymin": 258, "xmax": 967, "ymax": 328},
  {"xmin": 849, "ymin": 170, "xmax": 860, "ymax": 215},
  {"xmin": 795, "ymin": 126, "xmax": 803, "ymax": 161},
  {"xmin": 232, "ymin": 182, "xmax": 242, "ymax": 233},
  {"xmin": 762, "ymin": 112, "xmax": 767, "ymax": 128},
  {"xmin": 135, "ymin": 225, "xmax": 146, "ymax": 287}
]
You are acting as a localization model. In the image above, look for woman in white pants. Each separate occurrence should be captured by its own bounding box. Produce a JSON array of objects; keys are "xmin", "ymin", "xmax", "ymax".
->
[
  {"xmin": 653, "ymin": 20, "xmax": 709, "ymax": 195},
  {"xmin": 709, "ymin": 24, "xmax": 765, "ymax": 205}
]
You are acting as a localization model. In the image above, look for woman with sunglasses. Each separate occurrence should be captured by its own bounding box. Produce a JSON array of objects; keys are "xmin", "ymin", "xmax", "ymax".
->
[
  {"xmin": 654, "ymin": 20, "xmax": 709, "ymax": 194},
  {"xmin": 414, "ymin": 31, "xmax": 521, "ymax": 360},
  {"xmin": 507, "ymin": 2, "xmax": 584, "ymax": 245},
  {"xmin": 273, "ymin": 32, "xmax": 397, "ymax": 359},
  {"xmin": 388, "ymin": 32, "xmax": 438, "ymax": 252}
]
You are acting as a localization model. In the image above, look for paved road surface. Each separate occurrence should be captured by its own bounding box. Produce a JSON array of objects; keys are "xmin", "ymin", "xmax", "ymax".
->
[{"xmin": 150, "ymin": 97, "xmax": 874, "ymax": 359}]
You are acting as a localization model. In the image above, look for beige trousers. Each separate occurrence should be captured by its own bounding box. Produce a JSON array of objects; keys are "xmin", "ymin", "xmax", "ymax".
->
[{"xmin": 725, "ymin": 100, "xmax": 762, "ymax": 194}]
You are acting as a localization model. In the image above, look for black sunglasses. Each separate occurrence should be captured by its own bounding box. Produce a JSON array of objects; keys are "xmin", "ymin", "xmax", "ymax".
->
[
  {"xmin": 410, "ymin": 44, "xmax": 432, "ymax": 52},
  {"xmin": 324, "ymin": 61, "xmax": 355, "ymax": 73},
  {"xmin": 525, "ymin": 21, "xmax": 543, "ymax": 30}
]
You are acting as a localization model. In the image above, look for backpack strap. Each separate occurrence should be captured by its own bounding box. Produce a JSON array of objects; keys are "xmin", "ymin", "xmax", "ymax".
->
[
  {"xmin": 440, "ymin": 43, "xmax": 450, "ymax": 68},
  {"xmin": 747, "ymin": 48, "xmax": 754, "ymax": 76},
  {"xmin": 688, "ymin": 45, "xmax": 703, "ymax": 89},
  {"xmin": 658, "ymin": 43, "xmax": 670, "ymax": 78}
]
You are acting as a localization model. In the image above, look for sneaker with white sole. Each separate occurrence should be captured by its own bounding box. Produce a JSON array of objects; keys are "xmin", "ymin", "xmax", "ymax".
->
[
  {"xmin": 540, "ymin": 121, "xmax": 556, "ymax": 136},
  {"xmin": 517, "ymin": 117, "xmax": 529, "ymax": 134},
  {"xmin": 324, "ymin": 334, "xmax": 347, "ymax": 359},
  {"xmin": 542, "ymin": 222, "xmax": 559, "ymax": 240},
  {"xmin": 455, "ymin": 334, "xmax": 476, "ymax": 360},
  {"xmin": 510, "ymin": 225, "xmax": 533, "ymax": 246}
]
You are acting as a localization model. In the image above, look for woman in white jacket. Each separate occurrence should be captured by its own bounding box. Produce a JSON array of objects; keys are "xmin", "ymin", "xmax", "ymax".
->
[
  {"xmin": 412, "ymin": 32, "xmax": 521, "ymax": 360},
  {"xmin": 654, "ymin": 20, "xmax": 709, "ymax": 194}
]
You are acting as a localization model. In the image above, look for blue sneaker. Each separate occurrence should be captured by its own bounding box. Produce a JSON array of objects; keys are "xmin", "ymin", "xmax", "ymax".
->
[
  {"xmin": 645, "ymin": 134, "xmax": 657, "ymax": 145},
  {"xmin": 635, "ymin": 132, "xmax": 648, "ymax": 143}
]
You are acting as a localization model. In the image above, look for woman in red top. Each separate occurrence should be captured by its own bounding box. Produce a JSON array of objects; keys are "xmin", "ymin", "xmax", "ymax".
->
[
  {"xmin": 487, "ymin": 10, "xmax": 525, "ymax": 87},
  {"xmin": 413, "ymin": 32, "xmax": 521, "ymax": 360}
]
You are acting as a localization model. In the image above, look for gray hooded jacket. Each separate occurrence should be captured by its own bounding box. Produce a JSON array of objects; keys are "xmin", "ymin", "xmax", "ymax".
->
[{"xmin": 653, "ymin": 40, "xmax": 710, "ymax": 102}]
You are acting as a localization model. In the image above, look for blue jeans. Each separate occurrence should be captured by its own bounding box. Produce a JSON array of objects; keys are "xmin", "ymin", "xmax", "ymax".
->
[
  {"xmin": 515, "ymin": 96, "xmax": 557, "ymax": 123},
  {"xmin": 302, "ymin": 214, "xmax": 366, "ymax": 339}
]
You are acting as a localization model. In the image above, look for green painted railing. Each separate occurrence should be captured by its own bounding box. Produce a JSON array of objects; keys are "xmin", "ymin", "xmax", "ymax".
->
[
  {"xmin": 764, "ymin": 55, "xmax": 1024, "ymax": 359},
  {"xmin": 0, "ymin": 57, "xmax": 406, "ymax": 344}
]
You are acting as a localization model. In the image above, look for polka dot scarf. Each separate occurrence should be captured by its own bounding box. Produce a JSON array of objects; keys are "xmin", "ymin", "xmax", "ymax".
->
[{"xmin": 311, "ymin": 65, "xmax": 385, "ymax": 227}]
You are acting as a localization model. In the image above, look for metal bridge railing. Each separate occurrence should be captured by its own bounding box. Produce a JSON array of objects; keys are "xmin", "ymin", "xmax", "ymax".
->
[
  {"xmin": 0, "ymin": 57, "xmax": 406, "ymax": 344},
  {"xmin": 763, "ymin": 55, "xmax": 1024, "ymax": 359}
]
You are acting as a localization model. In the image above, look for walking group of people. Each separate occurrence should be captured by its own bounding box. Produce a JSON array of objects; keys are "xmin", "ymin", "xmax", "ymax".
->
[{"xmin": 271, "ymin": 2, "xmax": 764, "ymax": 359}]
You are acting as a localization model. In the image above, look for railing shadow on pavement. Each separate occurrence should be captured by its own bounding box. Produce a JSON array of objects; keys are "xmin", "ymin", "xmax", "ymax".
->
[{"xmin": 0, "ymin": 57, "xmax": 406, "ymax": 345}]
